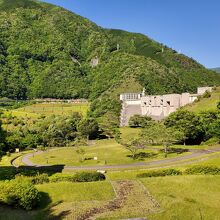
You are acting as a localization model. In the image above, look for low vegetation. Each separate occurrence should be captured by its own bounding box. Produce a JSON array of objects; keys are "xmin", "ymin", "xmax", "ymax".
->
[
  {"xmin": 184, "ymin": 86, "xmax": 220, "ymax": 112},
  {"xmin": 0, "ymin": 176, "xmax": 40, "ymax": 210},
  {"xmin": 137, "ymin": 169, "xmax": 182, "ymax": 178},
  {"xmin": 184, "ymin": 165, "xmax": 220, "ymax": 175}
]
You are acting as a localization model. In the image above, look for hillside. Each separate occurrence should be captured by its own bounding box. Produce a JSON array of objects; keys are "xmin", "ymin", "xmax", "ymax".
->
[
  {"xmin": 0, "ymin": 0, "xmax": 220, "ymax": 119},
  {"xmin": 184, "ymin": 87, "xmax": 220, "ymax": 113}
]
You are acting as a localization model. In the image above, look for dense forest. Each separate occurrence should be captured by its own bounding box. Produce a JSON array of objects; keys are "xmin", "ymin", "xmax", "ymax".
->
[{"xmin": 0, "ymin": 0, "xmax": 220, "ymax": 118}]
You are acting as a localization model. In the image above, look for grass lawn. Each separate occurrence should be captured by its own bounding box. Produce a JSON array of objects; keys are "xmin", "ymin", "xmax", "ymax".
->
[
  {"xmin": 10, "ymin": 102, "xmax": 89, "ymax": 117},
  {"xmin": 30, "ymin": 139, "xmax": 189, "ymax": 166},
  {"xmin": 119, "ymin": 127, "xmax": 141, "ymax": 141},
  {"xmin": 0, "ymin": 181, "xmax": 115, "ymax": 220},
  {"xmin": 0, "ymin": 151, "xmax": 29, "ymax": 166},
  {"xmin": 184, "ymin": 87, "xmax": 220, "ymax": 113},
  {"xmin": 36, "ymin": 181, "xmax": 114, "ymax": 203},
  {"xmin": 143, "ymin": 175, "xmax": 220, "ymax": 220}
]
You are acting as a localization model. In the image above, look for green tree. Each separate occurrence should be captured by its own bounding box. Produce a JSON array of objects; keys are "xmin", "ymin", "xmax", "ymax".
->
[
  {"xmin": 217, "ymin": 101, "xmax": 220, "ymax": 110},
  {"xmin": 199, "ymin": 111, "xmax": 219, "ymax": 140},
  {"xmin": 140, "ymin": 123, "xmax": 183, "ymax": 154},
  {"xmin": 120, "ymin": 138, "xmax": 145, "ymax": 160},
  {"xmin": 129, "ymin": 114, "xmax": 152, "ymax": 128},
  {"xmin": 77, "ymin": 118, "xmax": 99, "ymax": 140},
  {"xmin": 75, "ymin": 147, "xmax": 86, "ymax": 163},
  {"xmin": 164, "ymin": 110, "xmax": 203, "ymax": 145},
  {"xmin": 99, "ymin": 112, "xmax": 119, "ymax": 139}
]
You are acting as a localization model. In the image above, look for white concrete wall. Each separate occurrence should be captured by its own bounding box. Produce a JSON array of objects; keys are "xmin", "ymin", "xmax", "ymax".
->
[
  {"xmin": 197, "ymin": 87, "xmax": 213, "ymax": 95},
  {"xmin": 125, "ymin": 100, "xmax": 141, "ymax": 105},
  {"xmin": 121, "ymin": 86, "xmax": 214, "ymax": 124}
]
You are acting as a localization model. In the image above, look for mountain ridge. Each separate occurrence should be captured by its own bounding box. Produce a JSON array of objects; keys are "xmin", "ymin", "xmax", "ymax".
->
[{"xmin": 212, "ymin": 68, "xmax": 220, "ymax": 73}]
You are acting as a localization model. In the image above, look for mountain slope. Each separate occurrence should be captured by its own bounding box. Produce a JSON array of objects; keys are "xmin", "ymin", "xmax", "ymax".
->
[
  {"xmin": 184, "ymin": 87, "xmax": 220, "ymax": 113},
  {"xmin": 0, "ymin": 0, "xmax": 220, "ymax": 119}
]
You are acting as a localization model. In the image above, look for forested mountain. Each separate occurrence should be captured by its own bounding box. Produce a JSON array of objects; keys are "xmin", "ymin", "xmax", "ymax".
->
[{"xmin": 0, "ymin": 0, "xmax": 220, "ymax": 118}]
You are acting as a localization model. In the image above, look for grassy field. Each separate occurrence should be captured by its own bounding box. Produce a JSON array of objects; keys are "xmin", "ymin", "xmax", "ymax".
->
[
  {"xmin": 119, "ymin": 127, "xmax": 141, "ymax": 141},
  {"xmin": 0, "ymin": 181, "xmax": 115, "ymax": 220},
  {"xmin": 0, "ymin": 151, "xmax": 29, "ymax": 166},
  {"xmin": 29, "ymin": 139, "xmax": 189, "ymax": 166},
  {"xmin": 184, "ymin": 87, "xmax": 220, "ymax": 113},
  {"xmin": 36, "ymin": 181, "xmax": 114, "ymax": 203},
  {"xmin": 2, "ymin": 150, "xmax": 220, "ymax": 219},
  {"xmin": 2, "ymin": 173, "xmax": 220, "ymax": 219},
  {"xmin": 9, "ymin": 102, "xmax": 89, "ymax": 117},
  {"xmin": 143, "ymin": 175, "xmax": 220, "ymax": 220}
]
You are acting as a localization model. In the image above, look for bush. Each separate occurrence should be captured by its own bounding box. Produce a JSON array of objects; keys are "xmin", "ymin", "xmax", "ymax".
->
[
  {"xmin": 202, "ymin": 137, "xmax": 220, "ymax": 146},
  {"xmin": 184, "ymin": 165, "xmax": 220, "ymax": 175},
  {"xmin": 73, "ymin": 172, "xmax": 106, "ymax": 182},
  {"xmin": 137, "ymin": 169, "xmax": 182, "ymax": 178},
  {"xmin": 49, "ymin": 172, "xmax": 105, "ymax": 183},
  {"xmin": 202, "ymin": 91, "xmax": 211, "ymax": 98},
  {"xmin": 30, "ymin": 173, "xmax": 49, "ymax": 184},
  {"xmin": 0, "ymin": 177, "xmax": 40, "ymax": 210},
  {"xmin": 49, "ymin": 173, "xmax": 76, "ymax": 183}
]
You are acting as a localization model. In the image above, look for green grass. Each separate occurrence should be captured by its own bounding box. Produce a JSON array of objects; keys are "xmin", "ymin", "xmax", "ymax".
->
[
  {"xmin": 119, "ymin": 127, "xmax": 141, "ymax": 141},
  {"xmin": 0, "ymin": 151, "xmax": 29, "ymax": 166},
  {"xmin": 11, "ymin": 102, "xmax": 89, "ymax": 117},
  {"xmin": 36, "ymin": 181, "xmax": 114, "ymax": 203},
  {"xmin": 143, "ymin": 175, "xmax": 220, "ymax": 220},
  {"xmin": 183, "ymin": 152, "xmax": 220, "ymax": 167},
  {"xmin": 0, "ymin": 181, "xmax": 115, "ymax": 220},
  {"xmin": 29, "ymin": 139, "xmax": 188, "ymax": 166},
  {"xmin": 184, "ymin": 87, "xmax": 220, "ymax": 113}
]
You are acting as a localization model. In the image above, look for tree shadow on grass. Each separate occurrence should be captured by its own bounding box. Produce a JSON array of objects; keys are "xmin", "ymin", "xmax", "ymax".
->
[
  {"xmin": 40, "ymin": 200, "xmax": 72, "ymax": 220},
  {"xmin": 0, "ymin": 198, "xmax": 72, "ymax": 220},
  {"xmin": 38, "ymin": 192, "xmax": 52, "ymax": 209},
  {"xmin": 0, "ymin": 164, "xmax": 65, "ymax": 181},
  {"xmin": 127, "ymin": 152, "xmax": 158, "ymax": 161},
  {"xmin": 159, "ymin": 147, "xmax": 189, "ymax": 154}
]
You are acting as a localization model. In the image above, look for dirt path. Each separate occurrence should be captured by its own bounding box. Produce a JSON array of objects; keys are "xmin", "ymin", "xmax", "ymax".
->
[
  {"xmin": 74, "ymin": 180, "xmax": 160, "ymax": 220},
  {"xmin": 20, "ymin": 146, "xmax": 220, "ymax": 170}
]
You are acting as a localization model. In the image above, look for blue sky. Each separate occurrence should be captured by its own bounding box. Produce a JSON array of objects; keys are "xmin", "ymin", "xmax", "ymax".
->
[{"xmin": 41, "ymin": 0, "xmax": 220, "ymax": 68}]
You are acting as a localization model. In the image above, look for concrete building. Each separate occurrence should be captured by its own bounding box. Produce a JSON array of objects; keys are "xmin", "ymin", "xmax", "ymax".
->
[{"xmin": 120, "ymin": 87, "xmax": 212, "ymax": 126}]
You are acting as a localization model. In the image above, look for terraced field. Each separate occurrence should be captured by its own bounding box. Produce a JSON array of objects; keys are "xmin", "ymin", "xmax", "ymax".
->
[{"xmin": 14, "ymin": 102, "xmax": 89, "ymax": 117}]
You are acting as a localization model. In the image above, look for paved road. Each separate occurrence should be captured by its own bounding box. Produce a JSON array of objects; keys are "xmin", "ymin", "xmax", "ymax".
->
[{"xmin": 21, "ymin": 146, "xmax": 220, "ymax": 170}]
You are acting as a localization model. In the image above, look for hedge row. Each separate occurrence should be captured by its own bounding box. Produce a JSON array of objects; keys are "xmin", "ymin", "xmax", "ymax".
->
[
  {"xmin": 137, "ymin": 169, "xmax": 181, "ymax": 178},
  {"xmin": 28, "ymin": 172, "xmax": 106, "ymax": 184},
  {"xmin": 185, "ymin": 165, "xmax": 220, "ymax": 175},
  {"xmin": 137, "ymin": 166, "xmax": 220, "ymax": 178}
]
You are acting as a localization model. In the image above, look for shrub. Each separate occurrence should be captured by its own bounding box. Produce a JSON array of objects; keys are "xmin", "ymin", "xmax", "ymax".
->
[
  {"xmin": 202, "ymin": 137, "xmax": 220, "ymax": 146},
  {"xmin": 202, "ymin": 91, "xmax": 211, "ymax": 98},
  {"xmin": 73, "ymin": 172, "xmax": 106, "ymax": 182},
  {"xmin": 50, "ymin": 172, "xmax": 106, "ymax": 183},
  {"xmin": 137, "ymin": 169, "xmax": 182, "ymax": 178},
  {"xmin": 184, "ymin": 165, "xmax": 220, "ymax": 175},
  {"xmin": 0, "ymin": 177, "xmax": 40, "ymax": 210},
  {"xmin": 49, "ymin": 173, "xmax": 76, "ymax": 183},
  {"xmin": 30, "ymin": 173, "xmax": 49, "ymax": 184}
]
